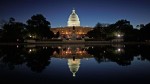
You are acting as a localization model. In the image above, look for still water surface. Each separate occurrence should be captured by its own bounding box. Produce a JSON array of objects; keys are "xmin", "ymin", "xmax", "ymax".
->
[{"xmin": 0, "ymin": 44, "xmax": 150, "ymax": 84}]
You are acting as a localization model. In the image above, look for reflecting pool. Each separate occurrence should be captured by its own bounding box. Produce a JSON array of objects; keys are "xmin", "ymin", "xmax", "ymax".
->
[{"xmin": 0, "ymin": 44, "xmax": 150, "ymax": 84}]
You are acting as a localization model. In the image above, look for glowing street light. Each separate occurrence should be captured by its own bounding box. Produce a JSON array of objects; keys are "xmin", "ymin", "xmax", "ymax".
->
[
  {"xmin": 117, "ymin": 48, "xmax": 121, "ymax": 52},
  {"xmin": 117, "ymin": 34, "xmax": 121, "ymax": 38},
  {"xmin": 29, "ymin": 35, "xmax": 32, "ymax": 37},
  {"xmin": 114, "ymin": 32, "xmax": 123, "ymax": 38}
]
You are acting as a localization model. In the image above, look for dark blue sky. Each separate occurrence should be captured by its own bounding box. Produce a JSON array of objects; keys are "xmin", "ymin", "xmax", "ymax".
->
[{"xmin": 0, "ymin": 0, "xmax": 150, "ymax": 27}]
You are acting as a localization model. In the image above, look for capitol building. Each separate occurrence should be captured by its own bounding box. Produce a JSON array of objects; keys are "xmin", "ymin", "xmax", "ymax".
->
[{"xmin": 51, "ymin": 9, "xmax": 93, "ymax": 38}]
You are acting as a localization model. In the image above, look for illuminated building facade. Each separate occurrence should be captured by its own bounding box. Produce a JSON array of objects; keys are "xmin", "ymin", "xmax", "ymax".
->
[
  {"xmin": 67, "ymin": 9, "xmax": 80, "ymax": 27},
  {"xmin": 51, "ymin": 9, "xmax": 93, "ymax": 38}
]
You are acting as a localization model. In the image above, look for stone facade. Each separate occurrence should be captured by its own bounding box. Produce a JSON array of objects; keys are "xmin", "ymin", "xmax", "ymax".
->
[
  {"xmin": 51, "ymin": 26, "xmax": 93, "ymax": 38},
  {"xmin": 50, "ymin": 9, "xmax": 93, "ymax": 38}
]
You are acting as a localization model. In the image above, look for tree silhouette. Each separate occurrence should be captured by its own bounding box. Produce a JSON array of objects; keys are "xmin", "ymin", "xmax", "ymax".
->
[
  {"xmin": 26, "ymin": 14, "xmax": 54, "ymax": 40},
  {"xmin": 140, "ymin": 23, "xmax": 150, "ymax": 41},
  {"xmin": 1, "ymin": 17, "xmax": 25, "ymax": 42},
  {"xmin": 0, "ymin": 45, "xmax": 25, "ymax": 70},
  {"xmin": 0, "ymin": 29, "xmax": 2, "ymax": 41},
  {"xmin": 25, "ymin": 47, "xmax": 54, "ymax": 72},
  {"xmin": 87, "ymin": 23, "xmax": 107, "ymax": 40},
  {"xmin": 87, "ymin": 19, "xmax": 136, "ymax": 41},
  {"xmin": 86, "ymin": 45, "xmax": 136, "ymax": 66},
  {"xmin": 0, "ymin": 19, "xmax": 7, "ymax": 29},
  {"xmin": 55, "ymin": 31, "xmax": 60, "ymax": 38}
]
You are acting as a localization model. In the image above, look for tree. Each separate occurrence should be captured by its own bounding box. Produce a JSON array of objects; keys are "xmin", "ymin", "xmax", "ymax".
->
[
  {"xmin": 55, "ymin": 31, "xmax": 60, "ymax": 38},
  {"xmin": 140, "ymin": 23, "xmax": 150, "ymax": 41},
  {"xmin": 87, "ymin": 23, "xmax": 107, "ymax": 40},
  {"xmin": 25, "ymin": 47, "xmax": 53, "ymax": 72},
  {"xmin": 136, "ymin": 24, "xmax": 144, "ymax": 29},
  {"xmin": 110, "ymin": 19, "xmax": 134, "ymax": 41},
  {"xmin": 0, "ymin": 45, "xmax": 25, "ymax": 70},
  {"xmin": 26, "ymin": 14, "xmax": 54, "ymax": 39},
  {"xmin": 0, "ymin": 19, "xmax": 7, "ymax": 29},
  {"xmin": 1, "ymin": 17, "xmax": 25, "ymax": 42},
  {"xmin": 113, "ymin": 19, "xmax": 133, "ymax": 32}
]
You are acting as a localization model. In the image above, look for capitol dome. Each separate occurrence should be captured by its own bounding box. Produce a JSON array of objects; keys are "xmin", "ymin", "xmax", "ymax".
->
[{"xmin": 67, "ymin": 9, "xmax": 80, "ymax": 27}]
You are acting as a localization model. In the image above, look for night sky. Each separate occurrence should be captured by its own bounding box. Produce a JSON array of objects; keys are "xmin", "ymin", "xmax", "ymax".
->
[{"xmin": 0, "ymin": 0, "xmax": 150, "ymax": 28}]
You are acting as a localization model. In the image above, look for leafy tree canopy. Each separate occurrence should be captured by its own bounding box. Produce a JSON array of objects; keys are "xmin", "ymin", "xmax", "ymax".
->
[
  {"xmin": 1, "ymin": 17, "xmax": 25, "ymax": 42},
  {"xmin": 26, "ymin": 14, "xmax": 54, "ymax": 39}
]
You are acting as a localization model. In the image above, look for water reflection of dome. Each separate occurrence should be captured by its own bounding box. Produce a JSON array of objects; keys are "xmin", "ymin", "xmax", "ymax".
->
[{"xmin": 68, "ymin": 59, "xmax": 80, "ymax": 77}]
